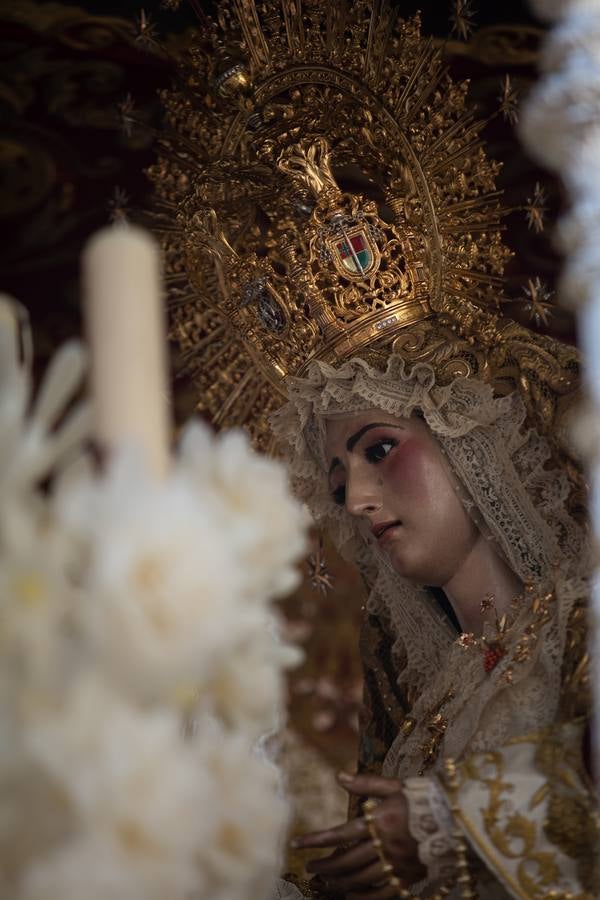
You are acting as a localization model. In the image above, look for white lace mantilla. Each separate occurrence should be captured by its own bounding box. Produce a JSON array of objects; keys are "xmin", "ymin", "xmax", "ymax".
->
[{"xmin": 271, "ymin": 356, "xmax": 588, "ymax": 778}]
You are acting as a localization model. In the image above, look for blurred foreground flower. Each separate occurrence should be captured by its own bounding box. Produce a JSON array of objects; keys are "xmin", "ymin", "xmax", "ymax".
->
[{"xmin": 0, "ymin": 297, "xmax": 309, "ymax": 899}]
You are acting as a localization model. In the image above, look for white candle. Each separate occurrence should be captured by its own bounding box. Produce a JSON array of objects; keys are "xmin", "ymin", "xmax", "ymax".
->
[
  {"xmin": 0, "ymin": 295, "xmax": 20, "ymax": 380},
  {"xmin": 83, "ymin": 226, "xmax": 170, "ymax": 477}
]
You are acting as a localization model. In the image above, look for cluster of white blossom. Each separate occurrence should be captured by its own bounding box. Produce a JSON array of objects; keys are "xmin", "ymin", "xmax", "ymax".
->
[
  {"xmin": 520, "ymin": 0, "xmax": 600, "ymax": 770},
  {"xmin": 0, "ymin": 299, "xmax": 309, "ymax": 900}
]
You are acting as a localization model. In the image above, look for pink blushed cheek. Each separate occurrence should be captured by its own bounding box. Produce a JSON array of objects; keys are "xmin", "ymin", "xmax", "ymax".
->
[{"xmin": 384, "ymin": 436, "xmax": 431, "ymax": 501}]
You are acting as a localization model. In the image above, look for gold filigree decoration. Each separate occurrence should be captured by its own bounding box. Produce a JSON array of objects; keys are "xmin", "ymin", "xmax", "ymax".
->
[
  {"xmin": 522, "ymin": 277, "xmax": 554, "ymax": 328},
  {"xmin": 134, "ymin": 9, "xmax": 160, "ymax": 51},
  {"xmin": 537, "ymin": 731, "xmax": 599, "ymax": 894},
  {"xmin": 307, "ymin": 536, "xmax": 334, "ymax": 595},
  {"xmin": 455, "ymin": 582, "xmax": 558, "ymax": 685},
  {"xmin": 277, "ymin": 137, "xmax": 341, "ymax": 202},
  {"xmin": 445, "ymin": 728, "xmax": 598, "ymax": 899},
  {"xmin": 450, "ymin": 0, "xmax": 477, "ymax": 43},
  {"xmin": 118, "ymin": 93, "xmax": 137, "ymax": 139},
  {"xmin": 524, "ymin": 181, "xmax": 548, "ymax": 235},
  {"xmin": 559, "ymin": 600, "xmax": 591, "ymax": 721},
  {"xmin": 108, "ymin": 186, "xmax": 131, "ymax": 226},
  {"xmin": 418, "ymin": 689, "xmax": 456, "ymax": 775},
  {"xmin": 498, "ymin": 74, "xmax": 519, "ymax": 125},
  {"xmin": 147, "ymin": 0, "xmax": 579, "ymax": 453}
]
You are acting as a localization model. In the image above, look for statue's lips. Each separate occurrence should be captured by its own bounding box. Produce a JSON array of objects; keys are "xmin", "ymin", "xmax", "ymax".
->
[{"xmin": 372, "ymin": 521, "xmax": 402, "ymax": 542}]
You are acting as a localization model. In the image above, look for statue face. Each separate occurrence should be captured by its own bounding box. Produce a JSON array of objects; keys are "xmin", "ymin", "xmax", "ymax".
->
[{"xmin": 325, "ymin": 411, "xmax": 479, "ymax": 586}]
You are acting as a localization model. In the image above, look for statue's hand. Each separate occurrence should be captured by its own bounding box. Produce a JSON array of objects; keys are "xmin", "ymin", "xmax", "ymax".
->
[{"xmin": 291, "ymin": 773, "xmax": 425, "ymax": 899}]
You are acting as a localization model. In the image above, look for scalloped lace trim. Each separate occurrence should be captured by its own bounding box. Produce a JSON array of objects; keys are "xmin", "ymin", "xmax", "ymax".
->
[{"xmin": 405, "ymin": 777, "xmax": 457, "ymax": 883}]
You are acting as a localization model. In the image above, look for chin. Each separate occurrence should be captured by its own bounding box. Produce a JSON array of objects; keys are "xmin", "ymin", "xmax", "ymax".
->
[
  {"xmin": 386, "ymin": 549, "xmax": 427, "ymax": 583},
  {"xmin": 385, "ymin": 546, "xmax": 445, "ymax": 586}
]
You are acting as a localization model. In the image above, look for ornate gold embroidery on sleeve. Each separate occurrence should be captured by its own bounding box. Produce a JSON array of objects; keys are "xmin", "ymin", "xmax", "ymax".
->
[
  {"xmin": 559, "ymin": 599, "xmax": 591, "ymax": 721},
  {"xmin": 440, "ymin": 724, "xmax": 598, "ymax": 899},
  {"xmin": 461, "ymin": 752, "xmax": 564, "ymax": 897},
  {"xmin": 535, "ymin": 727, "xmax": 599, "ymax": 895}
]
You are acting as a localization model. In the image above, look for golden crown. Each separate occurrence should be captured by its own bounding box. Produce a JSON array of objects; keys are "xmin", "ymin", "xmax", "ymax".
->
[{"xmin": 148, "ymin": 1, "xmax": 578, "ymax": 452}]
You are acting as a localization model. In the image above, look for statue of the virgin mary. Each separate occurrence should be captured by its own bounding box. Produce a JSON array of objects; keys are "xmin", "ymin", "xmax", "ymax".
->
[{"xmin": 149, "ymin": 2, "xmax": 597, "ymax": 896}]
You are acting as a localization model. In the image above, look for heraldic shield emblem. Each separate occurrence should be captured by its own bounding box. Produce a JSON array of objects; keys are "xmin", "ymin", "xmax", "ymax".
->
[{"xmin": 326, "ymin": 224, "xmax": 380, "ymax": 279}]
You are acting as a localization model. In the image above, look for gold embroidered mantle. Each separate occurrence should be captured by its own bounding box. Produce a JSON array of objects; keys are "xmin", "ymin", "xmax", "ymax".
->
[{"xmin": 439, "ymin": 723, "xmax": 598, "ymax": 899}]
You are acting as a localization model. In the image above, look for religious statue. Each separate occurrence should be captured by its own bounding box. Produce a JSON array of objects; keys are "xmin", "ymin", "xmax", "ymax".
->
[{"xmin": 149, "ymin": 1, "xmax": 598, "ymax": 896}]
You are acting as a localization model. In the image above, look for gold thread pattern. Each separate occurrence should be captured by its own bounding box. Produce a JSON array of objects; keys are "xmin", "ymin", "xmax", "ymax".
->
[{"xmin": 439, "ymin": 726, "xmax": 598, "ymax": 899}]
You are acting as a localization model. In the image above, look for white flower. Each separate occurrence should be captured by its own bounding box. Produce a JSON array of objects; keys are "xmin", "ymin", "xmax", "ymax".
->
[
  {"xmin": 0, "ymin": 299, "xmax": 309, "ymax": 900},
  {"xmin": 21, "ymin": 677, "xmax": 289, "ymax": 900},
  {"xmin": 0, "ymin": 500, "xmax": 78, "ymax": 697},
  {"xmin": 190, "ymin": 724, "xmax": 289, "ymax": 900},
  {"xmin": 21, "ymin": 831, "xmax": 202, "ymax": 900},
  {"xmin": 24, "ymin": 677, "xmax": 218, "ymax": 874},
  {"xmin": 178, "ymin": 422, "xmax": 309, "ymax": 601},
  {"xmin": 54, "ymin": 449, "xmax": 261, "ymax": 699},
  {"xmin": 0, "ymin": 301, "xmax": 90, "ymax": 504},
  {"xmin": 190, "ymin": 624, "xmax": 302, "ymax": 737}
]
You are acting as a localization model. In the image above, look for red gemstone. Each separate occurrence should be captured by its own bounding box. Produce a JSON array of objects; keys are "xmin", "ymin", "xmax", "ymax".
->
[{"xmin": 483, "ymin": 646, "xmax": 504, "ymax": 673}]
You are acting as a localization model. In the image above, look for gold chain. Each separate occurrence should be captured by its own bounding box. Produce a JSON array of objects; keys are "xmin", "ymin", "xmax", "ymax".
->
[
  {"xmin": 363, "ymin": 795, "xmax": 471, "ymax": 899},
  {"xmin": 443, "ymin": 758, "xmax": 478, "ymax": 899}
]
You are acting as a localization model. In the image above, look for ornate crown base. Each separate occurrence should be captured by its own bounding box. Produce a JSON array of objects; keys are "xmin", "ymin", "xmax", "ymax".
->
[{"xmin": 301, "ymin": 295, "xmax": 433, "ymax": 374}]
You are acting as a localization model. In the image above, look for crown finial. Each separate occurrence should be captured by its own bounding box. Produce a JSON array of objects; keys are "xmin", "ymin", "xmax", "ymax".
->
[{"xmin": 278, "ymin": 138, "xmax": 341, "ymax": 202}]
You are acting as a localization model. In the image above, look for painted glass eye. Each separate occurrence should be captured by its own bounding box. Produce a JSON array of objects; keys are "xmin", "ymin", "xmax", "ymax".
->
[{"xmin": 365, "ymin": 439, "xmax": 395, "ymax": 463}]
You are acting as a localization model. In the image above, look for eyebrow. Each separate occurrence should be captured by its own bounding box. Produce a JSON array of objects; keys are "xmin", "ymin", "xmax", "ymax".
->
[{"xmin": 327, "ymin": 422, "xmax": 407, "ymax": 477}]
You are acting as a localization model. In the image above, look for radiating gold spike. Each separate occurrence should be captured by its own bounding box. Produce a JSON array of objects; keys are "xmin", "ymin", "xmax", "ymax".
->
[
  {"xmin": 447, "ymin": 268, "xmax": 505, "ymax": 286},
  {"xmin": 326, "ymin": 1, "xmax": 348, "ymax": 59},
  {"xmin": 200, "ymin": 332, "xmax": 237, "ymax": 374},
  {"xmin": 281, "ymin": 0, "xmax": 305, "ymax": 57},
  {"xmin": 158, "ymin": 125, "xmax": 217, "ymax": 164},
  {"xmin": 440, "ymin": 193, "xmax": 503, "ymax": 215},
  {"xmin": 442, "ymin": 288, "xmax": 487, "ymax": 306},
  {"xmin": 213, "ymin": 367, "xmax": 256, "ymax": 426},
  {"xmin": 179, "ymin": 326, "xmax": 227, "ymax": 362},
  {"xmin": 420, "ymin": 112, "xmax": 477, "ymax": 165},
  {"xmin": 402, "ymin": 56, "xmax": 446, "ymax": 126},
  {"xmin": 164, "ymin": 272, "xmax": 189, "ymax": 286},
  {"xmin": 379, "ymin": 8, "xmax": 398, "ymax": 89},
  {"xmin": 151, "ymin": 224, "xmax": 183, "ymax": 236},
  {"xmin": 167, "ymin": 290, "xmax": 206, "ymax": 309},
  {"xmin": 234, "ymin": 0, "xmax": 270, "ymax": 69},
  {"xmin": 187, "ymin": 0, "xmax": 211, "ymax": 29},
  {"xmin": 235, "ymin": 374, "xmax": 278, "ymax": 426},
  {"xmin": 394, "ymin": 38, "xmax": 437, "ymax": 118},
  {"xmin": 426, "ymin": 140, "xmax": 485, "ymax": 176},
  {"xmin": 155, "ymin": 144, "xmax": 206, "ymax": 175},
  {"xmin": 364, "ymin": 0, "xmax": 395, "ymax": 87},
  {"xmin": 147, "ymin": 198, "xmax": 178, "ymax": 214},
  {"xmin": 364, "ymin": 0, "xmax": 379, "ymax": 78},
  {"xmin": 439, "ymin": 220, "xmax": 504, "ymax": 235}
]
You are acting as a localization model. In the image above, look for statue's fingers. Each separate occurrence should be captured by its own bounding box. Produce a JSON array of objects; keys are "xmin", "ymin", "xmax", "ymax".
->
[
  {"xmin": 337, "ymin": 772, "xmax": 403, "ymax": 797},
  {"xmin": 333, "ymin": 860, "xmax": 393, "ymax": 890},
  {"xmin": 306, "ymin": 839, "xmax": 376, "ymax": 875},
  {"xmin": 290, "ymin": 817, "xmax": 369, "ymax": 849}
]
